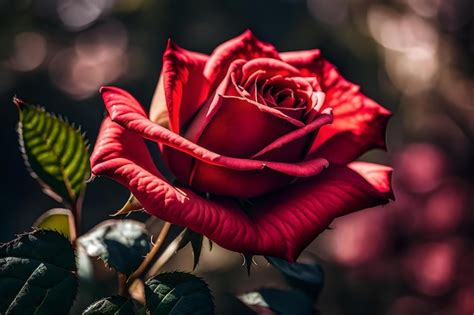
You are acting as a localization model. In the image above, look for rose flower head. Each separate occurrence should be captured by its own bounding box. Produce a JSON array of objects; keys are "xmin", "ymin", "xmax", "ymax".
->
[{"xmin": 91, "ymin": 30, "xmax": 393, "ymax": 261}]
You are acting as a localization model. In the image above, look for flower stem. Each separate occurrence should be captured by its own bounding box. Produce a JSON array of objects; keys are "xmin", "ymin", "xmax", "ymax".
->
[
  {"xmin": 117, "ymin": 272, "xmax": 128, "ymax": 297},
  {"xmin": 69, "ymin": 202, "xmax": 81, "ymax": 241}
]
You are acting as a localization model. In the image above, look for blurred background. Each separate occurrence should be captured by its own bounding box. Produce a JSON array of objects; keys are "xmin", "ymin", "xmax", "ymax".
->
[{"xmin": 0, "ymin": 0, "xmax": 473, "ymax": 314}]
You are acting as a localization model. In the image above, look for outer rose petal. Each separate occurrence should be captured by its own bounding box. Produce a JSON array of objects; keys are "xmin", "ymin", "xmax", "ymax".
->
[
  {"xmin": 150, "ymin": 40, "xmax": 209, "ymax": 133},
  {"xmin": 348, "ymin": 161, "xmax": 394, "ymax": 199},
  {"xmin": 280, "ymin": 50, "xmax": 392, "ymax": 164},
  {"xmin": 204, "ymin": 30, "xmax": 281, "ymax": 91},
  {"xmin": 90, "ymin": 118, "xmax": 393, "ymax": 260},
  {"xmin": 100, "ymin": 86, "xmax": 328, "ymax": 179},
  {"xmin": 188, "ymin": 163, "xmax": 295, "ymax": 198},
  {"xmin": 90, "ymin": 116, "xmax": 161, "ymax": 178}
]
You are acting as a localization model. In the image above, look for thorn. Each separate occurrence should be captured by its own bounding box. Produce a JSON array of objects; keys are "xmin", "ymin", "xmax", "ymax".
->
[
  {"xmin": 208, "ymin": 239, "xmax": 213, "ymax": 251},
  {"xmin": 241, "ymin": 253, "xmax": 246, "ymax": 267},
  {"xmin": 252, "ymin": 256, "xmax": 258, "ymax": 265},
  {"xmin": 241, "ymin": 254, "xmax": 254, "ymax": 276},
  {"xmin": 86, "ymin": 174, "xmax": 96, "ymax": 183}
]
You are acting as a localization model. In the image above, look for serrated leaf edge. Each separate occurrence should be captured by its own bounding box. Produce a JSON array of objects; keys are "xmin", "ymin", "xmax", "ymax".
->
[{"xmin": 15, "ymin": 100, "xmax": 90, "ymax": 206}]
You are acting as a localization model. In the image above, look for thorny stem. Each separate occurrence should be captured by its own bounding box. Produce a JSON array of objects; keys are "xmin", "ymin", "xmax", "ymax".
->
[{"xmin": 127, "ymin": 222, "xmax": 172, "ymax": 286}]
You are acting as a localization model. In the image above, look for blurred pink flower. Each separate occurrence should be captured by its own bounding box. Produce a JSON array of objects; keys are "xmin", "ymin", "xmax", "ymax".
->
[
  {"xmin": 325, "ymin": 207, "xmax": 390, "ymax": 266},
  {"xmin": 422, "ymin": 180, "xmax": 466, "ymax": 235},
  {"xmin": 394, "ymin": 143, "xmax": 446, "ymax": 193},
  {"xmin": 403, "ymin": 241, "xmax": 457, "ymax": 296}
]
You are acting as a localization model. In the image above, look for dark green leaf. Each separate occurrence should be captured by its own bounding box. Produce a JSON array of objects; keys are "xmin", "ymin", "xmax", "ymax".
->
[
  {"xmin": 239, "ymin": 289, "xmax": 313, "ymax": 315},
  {"xmin": 78, "ymin": 219, "xmax": 151, "ymax": 276},
  {"xmin": 82, "ymin": 295, "xmax": 134, "ymax": 315},
  {"xmin": 14, "ymin": 97, "xmax": 90, "ymax": 206},
  {"xmin": 266, "ymin": 256, "xmax": 324, "ymax": 298},
  {"xmin": 218, "ymin": 294, "xmax": 259, "ymax": 315},
  {"xmin": 0, "ymin": 229, "xmax": 78, "ymax": 315},
  {"xmin": 259, "ymin": 288, "xmax": 313, "ymax": 315},
  {"xmin": 145, "ymin": 272, "xmax": 214, "ymax": 315}
]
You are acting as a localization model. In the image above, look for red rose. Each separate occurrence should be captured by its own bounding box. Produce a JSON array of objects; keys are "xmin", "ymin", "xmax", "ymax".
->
[{"xmin": 91, "ymin": 30, "xmax": 393, "ymax": 261}]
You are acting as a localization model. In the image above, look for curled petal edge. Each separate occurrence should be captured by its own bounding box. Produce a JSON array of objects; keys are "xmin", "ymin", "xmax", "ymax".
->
[{"xmin": 100, "ymin": 86, "xmax": 329, "ymax": 178}]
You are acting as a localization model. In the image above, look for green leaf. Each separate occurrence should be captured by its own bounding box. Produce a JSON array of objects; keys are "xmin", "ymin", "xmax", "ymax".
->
[
  {"xmin": 82, "ymin": 296, "xmax": 134, "ymax": 315},
  {"xmin": 266, "ymin": 256, "xmax": 324, "ymax": 298},
  {"xmin": 144, "ymin": 272, "xmax": 214, "ymax": 315},
  {"xmin": 33, "ymin": 208, "xmax": 75, "ymax": 240},
  {"xmin": 0, "ymin": 229, "xmax": 78, "ymax": 315},
  {"xmin": 14, "ymin": 97, "xmax": 90, "ymax": 206},
  {"xmin": 78, "ymin": 219, "xmax": 151, "ymax": 276}
]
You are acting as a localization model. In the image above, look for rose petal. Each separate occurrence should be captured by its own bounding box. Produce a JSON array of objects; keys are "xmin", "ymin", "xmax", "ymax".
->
[
  {"xmin": 160, "ymin": 59, "xmax": 245, "ymax": 182},
  {"xmin": 90, "ymin": 116, "xmax": 161, "ymax": 178},
  {"xmin": 100, "ymin": 86, "xmax": 328, "ymax": 177},
  {"xmin": 308, "ymin": 90, "xmax": 391, "ymax": 164},
  {"xmin": 252, "ymin": 110, "xmax": 333, "ymax": 159},
  {"xmin": 90, "ymin": 121, "xmax": 392, "ymax": 260},
  {"xmin": 348, "ymin": 161, "xmax": 394, "ymax": 199},
  {"xmin": 254, "ymin": 162, "xmax": 393, "ymax": 260},
  {"xmin": 150, "ymin": 40, "xmax": 210, "ymax": 133},
  {"xmin": 188, "ymin": 162, "xmax": 295, "ymax": 198},
  {"xmin": 188, "ymin": 110, "xmax": 332, "ymax": 196},
  {"xmin": 184, "ymin": 59, "xmax": 246, "ymax": 143},
  {"xmin": 196, "ymin": 95, "xmax": 299, "ymax": 158},
  {"xmin": 281, "ymin": 50, "xmax": 392, "ymax": 163},
  {"xmin": 274, "ymin": 106, "xmax": 306, "ymax": 120},
  {"xmin": 204, "ymin": 30, "xmax": 281, "ymax": 92},
  {"xmin": 160, "ymin": 147, "xmax": 194, "ymax": 184},
  {"xmin": 241, "ymin": 58, "xmax": 300, "ymax": 82},
  {"xmin": 228, "ymin": 95, "xmax": 305, "ymax": 127},
  {"xmin": 185, "ymin": 61, "xmax": 309, "ymax": 151},
  {"xmin": 279, "ymin": 49, "xmax": 323, "ymax": 76}
]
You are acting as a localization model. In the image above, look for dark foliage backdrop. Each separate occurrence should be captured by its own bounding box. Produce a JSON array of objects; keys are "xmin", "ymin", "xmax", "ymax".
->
[{"xmin": 1, "ymin": 0, "xmax": 473, "ymax": 314}]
